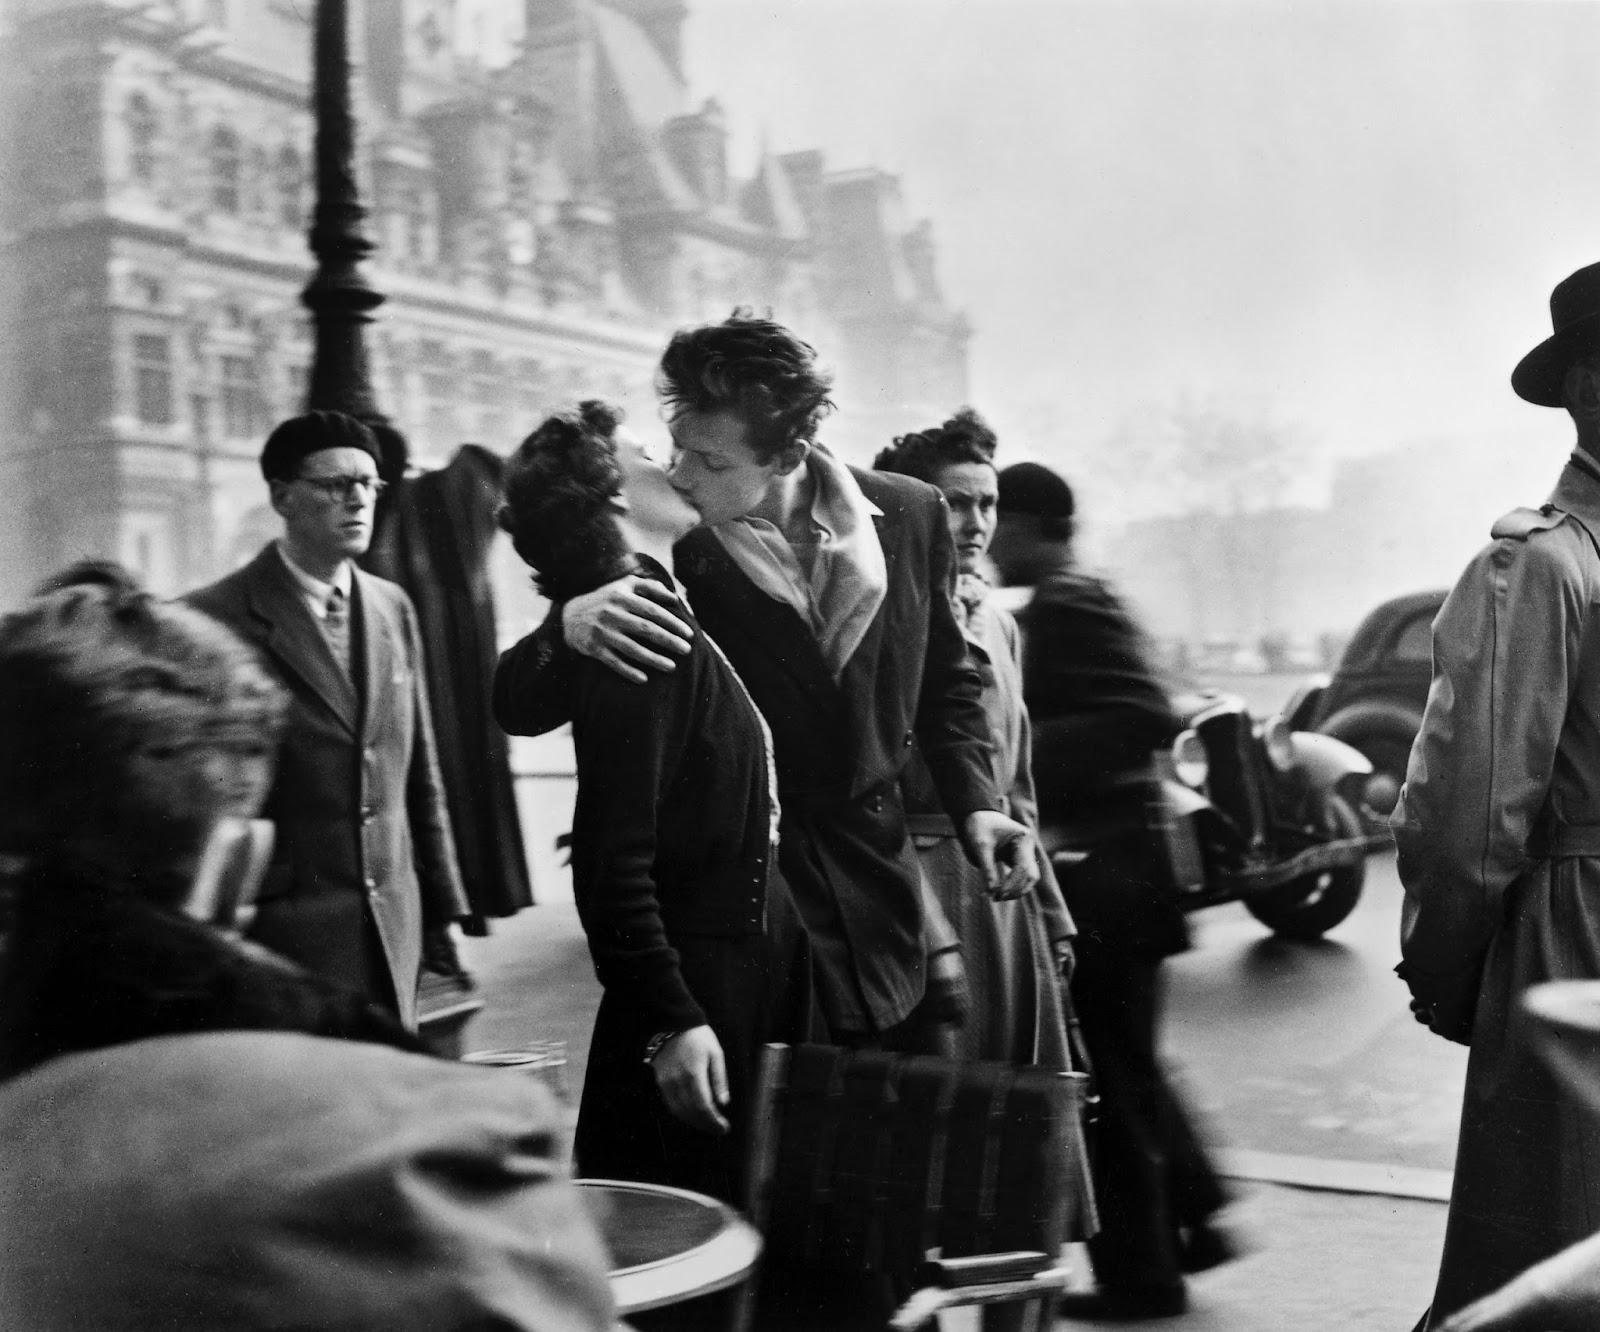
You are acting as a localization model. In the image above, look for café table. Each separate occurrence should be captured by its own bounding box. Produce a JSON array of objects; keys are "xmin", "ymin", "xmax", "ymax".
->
[{"xmin": 573, "ymin": 1177, "xmax": 763, "ymax": 1316}]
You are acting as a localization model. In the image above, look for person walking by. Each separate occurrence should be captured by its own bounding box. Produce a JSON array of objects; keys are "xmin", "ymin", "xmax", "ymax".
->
[
  {"xmin": 187, "ymin": 411, "xmax": 469, "ymax": 1030},
  {"xmin": 873, "ymin": 409, "xmax": 1077, "ymax": 1067},
  {"xmin": 1396, "ymin": 260, "xmax": 1600, "ymax": 1328},
  {"xmin": 495, "ymin": 312, "xmax": 1039, "ymax": 1052},
  {"xmin": 991, "ymin": 461, "xmax": 1229, "ymax": 1320}
]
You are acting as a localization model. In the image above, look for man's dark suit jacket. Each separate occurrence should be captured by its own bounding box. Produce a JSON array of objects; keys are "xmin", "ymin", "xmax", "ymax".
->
[
  {"xmin": 187, "ymin": 545, "xmax": 468, "ymax": 1029},
  {"xmin": 495, "ymin": 466, "xmax": 1000, "ymax": 1034}
]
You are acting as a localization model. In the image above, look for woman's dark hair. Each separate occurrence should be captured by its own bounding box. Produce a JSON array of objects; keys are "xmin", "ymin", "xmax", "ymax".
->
[
  {"xmin": 498, "ymin": 400, "xmax": 634, "ymax": 601},
  {"xmin": 0, "ymin": 567, "xmax": 286, "ymax": 859},
  {"xmin": 873, "ymin": 407, "xmax": 998, "ymax": 485},
  {"xmin": 657, "ymin": 308, "xmax": 835, "ymax": 463}
]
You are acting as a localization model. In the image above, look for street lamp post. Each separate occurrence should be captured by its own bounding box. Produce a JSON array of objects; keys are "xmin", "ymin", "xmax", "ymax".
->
[{"xmin": 302, "ymin": 0, "xmax": 403, "ymax": 480}]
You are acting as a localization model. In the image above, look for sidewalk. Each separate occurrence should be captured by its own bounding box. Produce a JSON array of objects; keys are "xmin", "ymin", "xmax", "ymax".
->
[{"xmin": 461, "ymin": 902, "xmax": 1447, "ymax": 1331}]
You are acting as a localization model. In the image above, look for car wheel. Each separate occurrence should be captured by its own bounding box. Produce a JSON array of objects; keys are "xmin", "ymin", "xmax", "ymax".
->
[
  {"xmin": 1243, "ymin": 793, "xmax": 1366, "ymax": 940},
  {"xmin": 1346, "ymin": 734, "xmax": 1411, "ymax": 820}
]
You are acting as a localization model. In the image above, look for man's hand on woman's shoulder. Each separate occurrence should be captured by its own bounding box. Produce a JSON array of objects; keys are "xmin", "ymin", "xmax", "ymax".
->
[{"xmin": 562, "ymin": 575, "xmax": 694, "ymax": 684}]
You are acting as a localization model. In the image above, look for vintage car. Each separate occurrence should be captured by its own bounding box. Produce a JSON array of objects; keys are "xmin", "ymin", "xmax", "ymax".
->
[{"xmin": 1285, "ymin": 589, "xmax": 1447, "ymax": 820}]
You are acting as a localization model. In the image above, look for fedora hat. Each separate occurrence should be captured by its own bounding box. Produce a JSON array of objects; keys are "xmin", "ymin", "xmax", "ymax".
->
[{"xmin": 1513, "ymin": 262, "xmax": 1600, "ymax": 407}]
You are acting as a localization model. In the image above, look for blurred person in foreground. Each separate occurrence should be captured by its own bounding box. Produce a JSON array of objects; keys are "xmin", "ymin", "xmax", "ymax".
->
[
  {"xmin": 498, "ymin": 400, "xmax": 817, "ymax": 1207},
  {"xmin": 1395, "ymin": 260, "xmax": 1600, "ymax": 1328},
  {"xmin": 990, "ymin": 462, "xmax": 1230, "ymax": 1320},
  {"xmin": 495, "ymin": 311, "xmax": 1038, "ymax": 1052},
  {"xmin": 0, "ymin": 1030, "xmax": 617, "ymax": 1331},
  {"xmin": 187, "ymin": 410, "xmax": 470, "ymax": 1031},
  {"xmin": 873, "ymin": 409, "xmax": 1078, "ymax": 1067},
  {"xmin": 0, "ymin": 566, "xmax": 424, "ymax": 1078}
]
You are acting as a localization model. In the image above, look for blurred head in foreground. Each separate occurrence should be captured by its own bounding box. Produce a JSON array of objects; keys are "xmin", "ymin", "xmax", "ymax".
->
[
  {"xmin": 0, "ymin": 563, "xmax": 285, "ymax": 902},
  {"xmin": 0, "ymin": 1031, "xmax": 616, "ymax": 1331}
]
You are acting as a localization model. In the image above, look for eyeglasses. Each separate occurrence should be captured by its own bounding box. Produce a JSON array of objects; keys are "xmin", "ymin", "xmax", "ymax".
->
[{"xmin": 294, "ymin": 473, "xmax": 388, "ymax": 502}]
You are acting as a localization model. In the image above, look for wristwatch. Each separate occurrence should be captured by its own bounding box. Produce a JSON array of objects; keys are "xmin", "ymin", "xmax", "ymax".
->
[{"xmin": 642, "ymin": 1030, "xmax": 679, "ymax": 1065}]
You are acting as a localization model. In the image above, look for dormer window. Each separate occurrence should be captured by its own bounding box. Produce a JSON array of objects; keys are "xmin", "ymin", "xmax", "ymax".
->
[
  {"xmin": 125, "ymin": 93, "xmax": 158, "ymax": 187},
  {"xmin": 277, "ymin": 145, "xmax": 304, "ymax": 228},
  {"xmin": 210, "ymin": 126, "xmax": 242, "ymax": 214}
]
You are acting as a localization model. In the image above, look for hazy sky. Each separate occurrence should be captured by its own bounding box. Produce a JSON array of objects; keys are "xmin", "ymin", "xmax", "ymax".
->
[{"xmin": 678, "ymin": 0, "xmax": 1600, "ymax": 491}]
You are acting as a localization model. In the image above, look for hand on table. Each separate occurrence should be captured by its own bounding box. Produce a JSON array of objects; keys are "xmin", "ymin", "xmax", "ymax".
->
[
  {"xmin": 563, "ymin": 576, "xmax": 693, "ymax": 684},
  {"xmin": 649, "ymin": 1025, "xmax": 730, "ymax": 1135}
]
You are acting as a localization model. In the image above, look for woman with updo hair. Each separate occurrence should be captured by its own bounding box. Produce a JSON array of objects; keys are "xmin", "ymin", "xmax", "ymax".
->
[
  {"xmin": 874, "ymin": 409, "xmax": 1077, "ymax": 1071},
  {"xmin": 499, "ymin": 400, "xmax": 816, "ymax": 1206},
  {"xmin": 0, "ymin": 565, "xmax": 423, "ymax": 1079}
]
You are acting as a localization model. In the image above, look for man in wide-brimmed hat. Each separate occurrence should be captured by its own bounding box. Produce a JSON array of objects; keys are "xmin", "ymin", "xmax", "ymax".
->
[{"xmin": 1394, "ymin": 260, "xmax": 1600, "ymax": 1328}]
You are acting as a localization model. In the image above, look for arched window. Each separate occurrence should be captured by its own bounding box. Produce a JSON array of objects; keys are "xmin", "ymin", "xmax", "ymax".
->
[
  {"xmin": 210, "ymin": 125, "xmax": 241, "ymax": 214},
  {"xmin": 125, "ymin": 92, "xmax": 158, "ymax": 186},
  {"xmin": 276, "ymin": 144, "xmax": 304, "ymax": 229}
]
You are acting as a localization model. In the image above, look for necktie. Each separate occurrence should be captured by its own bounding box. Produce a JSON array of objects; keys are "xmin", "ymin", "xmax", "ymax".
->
[{"xmin": 323, "ymin": 585, "xmax": 351, "ymax": 675}]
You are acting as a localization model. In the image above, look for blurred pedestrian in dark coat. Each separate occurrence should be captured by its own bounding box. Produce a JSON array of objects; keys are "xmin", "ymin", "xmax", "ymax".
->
[
  {"xmin": 364, "ymin": 444, "xmax": 533, "ymax": 930},
  {"xmin": 187, "ymin": 412, "xmax": 469, "ymax": 1029},
  {"xmin": 0, "ymin": 568, "xmax": 422, "ymax": 1080},
  {"xmin": 992, "ymin": 462, "xmax": 1229, "ymax": 1321},
  {"xmin": 1396, "ymin": 261, "xmax": 1600, "ymax": 1328}
]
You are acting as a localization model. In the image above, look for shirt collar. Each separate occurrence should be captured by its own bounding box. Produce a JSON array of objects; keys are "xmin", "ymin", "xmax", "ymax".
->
[{"xmin": 276, "ymin": 540, "xmax": 353, "ymax": 603}]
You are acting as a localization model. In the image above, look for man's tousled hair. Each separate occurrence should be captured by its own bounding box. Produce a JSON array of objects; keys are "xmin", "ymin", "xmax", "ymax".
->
[{"xmin": 657, "ymin": 308, "xmax": 835, "ymax": 463}]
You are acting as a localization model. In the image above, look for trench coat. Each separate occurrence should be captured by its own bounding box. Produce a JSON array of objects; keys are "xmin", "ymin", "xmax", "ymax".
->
[
  {"xmin": 495, "ymin": 466, "xmax": 1000, "ymax": 1037},
  {"xmin": 362, "ymin": 446, "xmax": 532, "ymax": 927},
  {"xmin": 187, "ymin": 545, "xmax": 469, "ymax": 1029},
  {"xmin": 902, "ymin": 594, "xmax": 1076, "ymax": 1065},
  {"xmin": 1394, "ymin": 454, "xmax": 1600, "ymax": 1325}
]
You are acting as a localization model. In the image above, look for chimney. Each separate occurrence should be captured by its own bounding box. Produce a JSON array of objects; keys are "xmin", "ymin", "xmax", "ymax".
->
[{"xmin": 662, "ymin": 97, "xmax": 727, "ymax": 207}]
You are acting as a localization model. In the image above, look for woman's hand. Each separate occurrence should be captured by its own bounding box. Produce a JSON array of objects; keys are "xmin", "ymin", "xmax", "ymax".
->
[{"xmin": 649, "ymin": 1025, "xmax": 731, "ymax": 1134}]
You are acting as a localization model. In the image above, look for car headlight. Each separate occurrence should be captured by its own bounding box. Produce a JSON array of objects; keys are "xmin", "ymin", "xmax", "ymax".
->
[
  {"xmin": 1172, "ymin": 728, "xmax": 1208, "ymax": 788},
  {"xmin": 1261, "ymin": 716, "xmax": 1295, "ymax": 772}
]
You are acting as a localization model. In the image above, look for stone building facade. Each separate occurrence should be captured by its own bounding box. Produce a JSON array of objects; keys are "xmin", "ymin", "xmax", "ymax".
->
[{"xmin": 0, "ymin": 0, "xmax": 970, "ymax": 603}]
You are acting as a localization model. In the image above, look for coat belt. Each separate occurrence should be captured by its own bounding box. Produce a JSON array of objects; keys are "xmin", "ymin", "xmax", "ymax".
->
[{"xmin": 1529, "ymin": 820, "xmax": 1600, "ymax": 858}]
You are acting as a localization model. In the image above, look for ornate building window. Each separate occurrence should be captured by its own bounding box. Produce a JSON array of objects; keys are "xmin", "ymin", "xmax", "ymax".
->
[
  {"xmin": 404, "ymin": 185, "xmax": 436, "ymax": 265},
  {"xmin": 125, "ymin": 93, "xmax": 159, "ymax": 187},
  {"xmin": 210, "ymin": 126, "xmax": 242, "ymax": 214},
  {"xmin": 419, "ymin": 339, "xmax": 454, "ymax": 447},
  {"xmin": 220, "ymin": 354, "xmax": 261, "ymax": 440},
  {"xmin": 132, "ymin": 334, "xmax": 174, "ymax": 425},
  {"xmin": 277, "ymin": 145, "xmax": 304, "ymax": 229}
]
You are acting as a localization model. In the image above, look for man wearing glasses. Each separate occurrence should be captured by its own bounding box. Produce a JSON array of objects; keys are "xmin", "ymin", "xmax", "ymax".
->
[{"xmin": 187, "ymin": 411, "xmax": 468, "ymax": 1029}]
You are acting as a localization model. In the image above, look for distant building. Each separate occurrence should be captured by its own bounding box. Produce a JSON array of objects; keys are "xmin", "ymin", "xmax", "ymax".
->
[
  {"xmin": 1107, "ymin": 428, "xmax": 1564, "ymax": 651},
  {"xmin": 0, "ymin": 0, "xmax": 969, "ymax": 602}
]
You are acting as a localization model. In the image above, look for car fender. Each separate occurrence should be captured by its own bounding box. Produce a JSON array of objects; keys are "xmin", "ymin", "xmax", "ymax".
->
[
  {"xmin": 1289, "ymin": 731, "xmax": 1372, "ymax": 798},
  {"xmin": 1318, "ymin": 699, "xmax": 1423, "ymax": 747},
  {"xmin": 1282, "ymin": 674, "xmax": 1330, "ymax": 731}
]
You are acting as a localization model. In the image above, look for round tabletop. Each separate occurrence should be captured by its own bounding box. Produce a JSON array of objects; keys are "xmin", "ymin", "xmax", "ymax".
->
[{"xmin": 574, "ymin": 1178, "xmax": 763, "ymax": 1315}]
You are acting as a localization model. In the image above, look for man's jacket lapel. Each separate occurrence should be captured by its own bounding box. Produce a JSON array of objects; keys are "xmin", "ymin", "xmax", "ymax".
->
[{"xmin": 245, "ymin": 548, "xmax": 360, "ymax": 734}]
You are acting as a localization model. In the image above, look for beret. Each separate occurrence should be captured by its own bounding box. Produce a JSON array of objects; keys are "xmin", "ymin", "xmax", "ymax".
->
[{"xmin": 260, "ymin": 411, "xmax": 382, "ymax": 482}]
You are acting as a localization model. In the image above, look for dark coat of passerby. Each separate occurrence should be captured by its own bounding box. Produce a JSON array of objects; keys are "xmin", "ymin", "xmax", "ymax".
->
[
  {"xmin": 0, "ymin": 570, "xmax": 423, "ymax": 1080},
  {"xmin": 1396, "ymin": 261, "xmax": 1600, "ymax": 1328},
  {"xmin": 875, "ymin": 410, "xmax": 1078, "ymax": 1069},
  {"xmin": 497, "ymin": 400, "xmax": 817, "ymax": 1207},
  {"xmin": 363, "ymin": 445, "xmax": 533, "ymax": 931},
  {"xmin": 494, "ymin": 312, "xmax": 1035, "ymax": 1051},
  {"xmin": 992, "ymin": 462, "xmax": 1229, "ymax": 1320},
  {"xmin": 187, "ymin": 412, "xmax": 469, "ymax": 1030}
]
